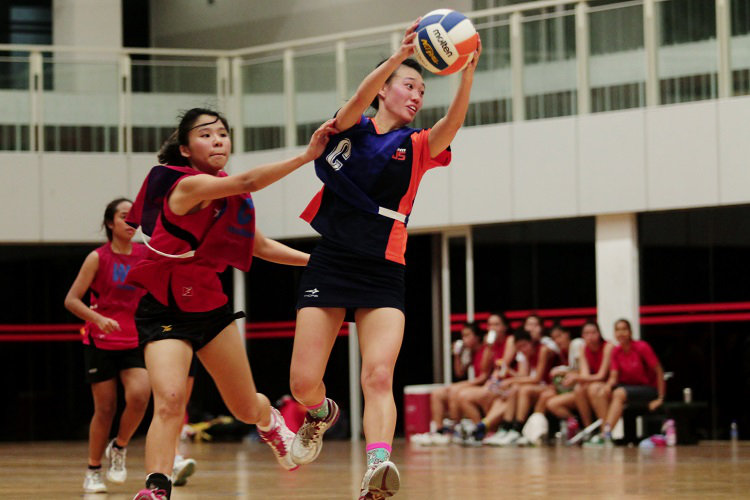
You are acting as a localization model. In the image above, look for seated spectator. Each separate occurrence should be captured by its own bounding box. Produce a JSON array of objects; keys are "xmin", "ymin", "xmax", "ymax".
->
[
  {"xmin": 518, "ymin": 323, "xmax": 582, "ymax": 445},
  {"xmin": 565, "ymin": 320, "xmax": 613, "ymax": 442},
  {"xmin": 452, "ymin": 313, "xmax": 514, "ymax": 443},
  {"xmin": 411, "ymin": 322, "xmax": 486, "ymax": 445},
  {"xmin": 482, "ymin": 314, "xmax": 558, "ymax": 446},
  {"xmin": 587, "ymin": 318, "xmax": 665, "ymax": 446}
]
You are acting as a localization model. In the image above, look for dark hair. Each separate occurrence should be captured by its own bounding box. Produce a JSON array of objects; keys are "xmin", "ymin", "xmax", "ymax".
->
[
  {"xmin": 370, "ymin": 58, "xmax": 423, "ymax": 110},
  {"xmin": 488, "ymin": 311, "xmax": 510, "ymax": 329},
  {"xmin": 615, "ymin": 318, "xmax": 632, "ymax": 332},
  {"xmin": 102, "ymin": 197, "xmax": 132, "ymax": 241},
  {"xmin": 550, "ymin": 321, "xmax": 570, "ymax": 335},
  {"xmin": 513, "ymin": 328, "xmax": 532, "ymax": 344},
  {"xmin": 581, "ymin": 319, "xmax": 603, "ymax": 342},
  {"xmin": 462, "ymin": 321, "xmax": 481, "ymax": 338},
  {"xmin": 158, "ymin": 108, "xmax": 229, "ymax": 166}
]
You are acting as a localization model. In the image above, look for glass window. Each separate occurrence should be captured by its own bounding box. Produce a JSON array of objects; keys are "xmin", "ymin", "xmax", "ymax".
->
[
  {"xmin": 242, "ymin": 57, "xmax": 285, "ymax": 151},
  {"xmin": 294, "ymin": 48, "xmax": 337, "ymax": 146},
  {"xmin": 589, "ymin": 1, "xmax": 646, "ymax": 112},
  {"xmin": 658, "ymin": 0, "xmax": 718, "ymax": 104},
  {"xmin": 731, "ymin": 0, "xmax": 750, "ymax": 96},
  {"xmin": 522, "ymin": 6, "xmax": 577, "ymax": 120}
]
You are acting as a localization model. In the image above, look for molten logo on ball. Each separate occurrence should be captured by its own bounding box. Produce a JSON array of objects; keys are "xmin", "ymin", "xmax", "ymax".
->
[{"xmin": 432, "ymin": 29, "xmax": 454, "ymax": 57}]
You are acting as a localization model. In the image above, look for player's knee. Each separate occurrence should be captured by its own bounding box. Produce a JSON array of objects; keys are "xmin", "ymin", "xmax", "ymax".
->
[
  {"xmin": 234, "ymin": 403, "xmax": 264, "ymax": 424},
  {"xmin": 289, "ymin": 373, "xmax": 318, "ymax": 401},
  {"xmin": 361, "ymin": 364, "xmax": 393, "ymax": 394},
  {"xmin": 126, "ymin": 389, "xmax": 151, "ymax": 411},
  {"xmin": 93, "ymin": 399, "xmax": 117, "ymax": 420},
  {"xmin": 154, "ymin": 390, "xmax": 186, "ymax": 421},
  {"xmin": 613, "ymin": 387, "xmax": 627, "ymax": 402}
]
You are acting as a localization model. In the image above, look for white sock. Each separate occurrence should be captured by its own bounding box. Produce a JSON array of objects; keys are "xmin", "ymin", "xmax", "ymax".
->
[{"xmin": 257, "ymin": 410, "xmax": 275, "ymax": 432}]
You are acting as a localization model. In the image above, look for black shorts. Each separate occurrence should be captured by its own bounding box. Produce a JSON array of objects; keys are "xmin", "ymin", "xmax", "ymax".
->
[
  {"xmin": 84, "ymin": 344, "xmax": 146, "ymax": 384},
  {"xmin": 188, "ymin": 355, "xmax": 198, "ymax": 377},
  {"xmin": 618, "ymin": 384, "xmax": 659, "ymax": 406},
  {"xmin": 296, "ymin": 239, "xmax": 405, "ymax": 322},
  {"xmin": 135, "ymin": 293, "xmax": 245, "ymax": 352}
]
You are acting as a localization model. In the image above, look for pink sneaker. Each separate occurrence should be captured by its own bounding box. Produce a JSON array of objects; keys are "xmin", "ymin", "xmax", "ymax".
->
[
  {"xmin": 132, "ymin": 488, "xmax": 168, "ymax": 500},
  {"xmin": 258, "ymin": 407, "xmax": 299, "ymax": 471}
]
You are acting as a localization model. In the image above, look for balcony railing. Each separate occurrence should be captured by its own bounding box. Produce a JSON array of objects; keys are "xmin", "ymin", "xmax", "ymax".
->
[{"xmin": 0, "ymin": 0, "xmax": 748, "ymax": 154}]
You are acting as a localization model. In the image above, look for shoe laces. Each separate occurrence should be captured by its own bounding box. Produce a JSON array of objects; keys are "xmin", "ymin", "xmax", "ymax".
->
[
  {"xmin": 298, "ymin": 416, "xmax": 326, "ymax": 447},
  {"xmin": 87, "ymin": 469, "xmax": 103, "ymax": 483},
  {"xmin": 111, "ymin": 447, "xmax": 125, "ymax": 470}
]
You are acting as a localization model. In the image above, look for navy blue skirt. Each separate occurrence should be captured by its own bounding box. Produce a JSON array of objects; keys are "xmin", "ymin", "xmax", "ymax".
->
[{"xmin": 296, "ymin": 239, "xmax": 405, "ymax": 321}]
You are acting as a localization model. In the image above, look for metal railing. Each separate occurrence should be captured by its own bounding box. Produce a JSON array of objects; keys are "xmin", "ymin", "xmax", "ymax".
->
[{"xmin": 0, "ymin": 0, "xmax": 748, "ymax": 154}]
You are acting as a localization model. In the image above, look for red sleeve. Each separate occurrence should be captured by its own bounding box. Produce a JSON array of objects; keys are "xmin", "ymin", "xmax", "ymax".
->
[
  {"xmin": 412, "ymin": 129, "xmax": 451, "ymax": 174},
  {"xmin": 635, "ymin": 341, "xmax": 660, "ymax": 369}
]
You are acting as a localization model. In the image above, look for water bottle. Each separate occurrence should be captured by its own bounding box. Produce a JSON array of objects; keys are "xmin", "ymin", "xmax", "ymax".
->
[
  {"xmin": 664, "ymin": 419, "xmax": 676, "ymax": 447},
  {"xmin": 731, "ymin": 420, "xmax": 739, "ymax": 442}
]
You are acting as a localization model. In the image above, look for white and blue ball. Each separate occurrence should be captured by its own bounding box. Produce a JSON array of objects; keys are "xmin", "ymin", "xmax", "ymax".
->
[{"xmin": 413, "ymin": 9, "xmax": 479, "ymax": 75}]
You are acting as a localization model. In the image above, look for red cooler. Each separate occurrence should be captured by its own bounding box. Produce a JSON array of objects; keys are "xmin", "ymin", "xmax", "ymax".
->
[{"xmin": 403, "ymin": 384, "xmax": 443, "ymax": 440}]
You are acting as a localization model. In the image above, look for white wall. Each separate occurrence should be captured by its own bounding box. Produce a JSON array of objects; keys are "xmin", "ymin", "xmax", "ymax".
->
[
  {"xmin": 2, "ymin": 95, "xmax": 749, "ymax": 243},
  {"xmin": 150, "ymin": 0, "xmax": 471, "ymax": 50}
]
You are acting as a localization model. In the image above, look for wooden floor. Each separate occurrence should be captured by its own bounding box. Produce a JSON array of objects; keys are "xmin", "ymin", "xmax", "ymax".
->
[{"xmin": 2, "ymin": 438, "xmax": 750, "ymax": 499}]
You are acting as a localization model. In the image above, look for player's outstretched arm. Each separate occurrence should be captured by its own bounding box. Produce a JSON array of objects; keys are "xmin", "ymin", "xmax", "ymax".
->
[
  {"xmin": 170, "ymin": 119, "xmax": 338, "ymax": 215},
  {"xmin": 427, "ymin": 37, "xmax": 482, "ymax": 158},
  {"xmin": 335, "ymin": 19, "xmax": 420, "ymax": 132},
  {"xmin": 253, "ymin": 229, "xmax": 310, "ymax": 266}
]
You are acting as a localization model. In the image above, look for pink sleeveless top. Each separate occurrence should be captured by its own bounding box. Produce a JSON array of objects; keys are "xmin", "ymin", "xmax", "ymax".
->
[{"xmin": 83, "ymin": 243, "xmax": 147, "ymax": 350}]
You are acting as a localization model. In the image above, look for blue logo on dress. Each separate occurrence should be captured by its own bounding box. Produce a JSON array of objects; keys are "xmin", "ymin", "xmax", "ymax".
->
[
  {"xmin": 229, "ymin": 197, "xmax": 255, "ymax": 238},
  {"xmin": 112, "ymin": 263, "xmax": 136, "ymax": 290},
  {"xmin": 112, "ymin": 263, "xmax": 130, "ymax": 283}
]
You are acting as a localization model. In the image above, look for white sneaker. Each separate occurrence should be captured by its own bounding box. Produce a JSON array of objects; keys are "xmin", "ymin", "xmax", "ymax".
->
[
  {"xmin": 105, "ymin": 439, "xmax": 127, "ymax": 483},
  {"xmin": 291, "ymin": 398, "xmax": 340, "ymax": 465},
  {"xmin": 483, "ymin": 429, "xmax": 506, "ymax": 446},
  {"xmin": 172, "ymin": 456, "xmax": 197, "ymax": 486},
  {"xmin": 409, "ymin": 432, "xmax": 432, "ymax": 446},
  {"xmin": 515, "ymin": 435, "xmax": 533, "ymax": 447},
  {"xmin": 497, "ymin": 429, "xmax": 521, "ymax": 446},
  {"xmin": 258, "ymin": 407, "xmax": 299, "ymax": 471},
  {"xmin": 430, "ymin": 432, "xmax": 451, "ymax": 446},
  {"xmin": 83, "ymin": 468, "xmax": 107, "ymax": 493},
  {"xmin": 358, "ymin": 461, "xmax": 400, "ymax": 499}
]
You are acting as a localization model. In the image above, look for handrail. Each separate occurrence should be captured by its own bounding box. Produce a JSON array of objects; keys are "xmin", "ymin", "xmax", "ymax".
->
[{"xmin": 0, "ymin": 0, "xmax": 642, "ymax": 59}]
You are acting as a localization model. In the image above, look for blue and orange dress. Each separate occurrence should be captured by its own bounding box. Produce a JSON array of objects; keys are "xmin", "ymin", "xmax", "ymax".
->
[{"xmin": 297, "ymin": 115, "xmax": 451, "ymax": 317}]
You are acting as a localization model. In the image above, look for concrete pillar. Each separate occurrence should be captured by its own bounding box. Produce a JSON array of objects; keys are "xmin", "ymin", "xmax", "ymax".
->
[
  {"xmin": 52, "ymin": 0, "xmax": 122, "ymax": 91},
  {"xmin": 595, "ymin": 213, "xmax": 640, "ymax": 341},
  {"xmin": 53, "ymin": 0, "xmax": 122, "ymax": 48}
]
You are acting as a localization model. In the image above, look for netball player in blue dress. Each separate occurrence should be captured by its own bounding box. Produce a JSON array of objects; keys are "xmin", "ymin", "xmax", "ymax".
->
[{"xmin": 288, "ymin": 19, "xmax": 481, "ymax": 499}]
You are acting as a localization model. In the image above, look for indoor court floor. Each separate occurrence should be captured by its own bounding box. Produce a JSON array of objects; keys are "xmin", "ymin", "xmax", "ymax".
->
[{"xmin": 2, "ymin": 438, "xmax": 749, "ymax": 499}]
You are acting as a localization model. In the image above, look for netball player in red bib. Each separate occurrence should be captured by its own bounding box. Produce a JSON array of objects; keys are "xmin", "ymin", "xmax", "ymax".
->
[
  {"xmin": 288, "ymin": 20, "xmax": 481, "ymax": 499},
  {"xmin": 64, "ymin": 198, "xmax": 151, "ymax": 494},
  {"xmin": 126, "ymin": 108, "xmax": 337, "ymax": 500}
]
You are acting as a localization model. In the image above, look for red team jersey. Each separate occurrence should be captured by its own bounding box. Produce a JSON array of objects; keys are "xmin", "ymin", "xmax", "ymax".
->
[
  {"xmin": 84, "ymin": 243, "xmax": 147, "ymax": 350},
  {"xmin": 611, "ymin": 340, "xmax": 660, "ymax": 387},
  {"xmin": 584, "ymin": 341, "xmax": 609, "ymax": 374},
  {"xmin": 301, "ymin": 116, "xmax": 451, "ymax": 264},
  {"xmin": 126, "ymin": 166, "xmax": 256, "ymax": 313}
]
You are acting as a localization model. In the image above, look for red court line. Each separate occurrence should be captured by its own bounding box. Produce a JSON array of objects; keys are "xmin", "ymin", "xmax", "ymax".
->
[
  {"xmin": 640, "ymin": 312, "xmax": 750, "ymax": 325},
  {"xmin": 640, "ymin": 302, "xmax": 750, "ymax": 315},
  {"xmin": 0, "ymin": 334, "xmax": 82, "ymax": 342},
  {"xmin": 0, "ymin": 324, "xmax": 82, "ymax": 332}
]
